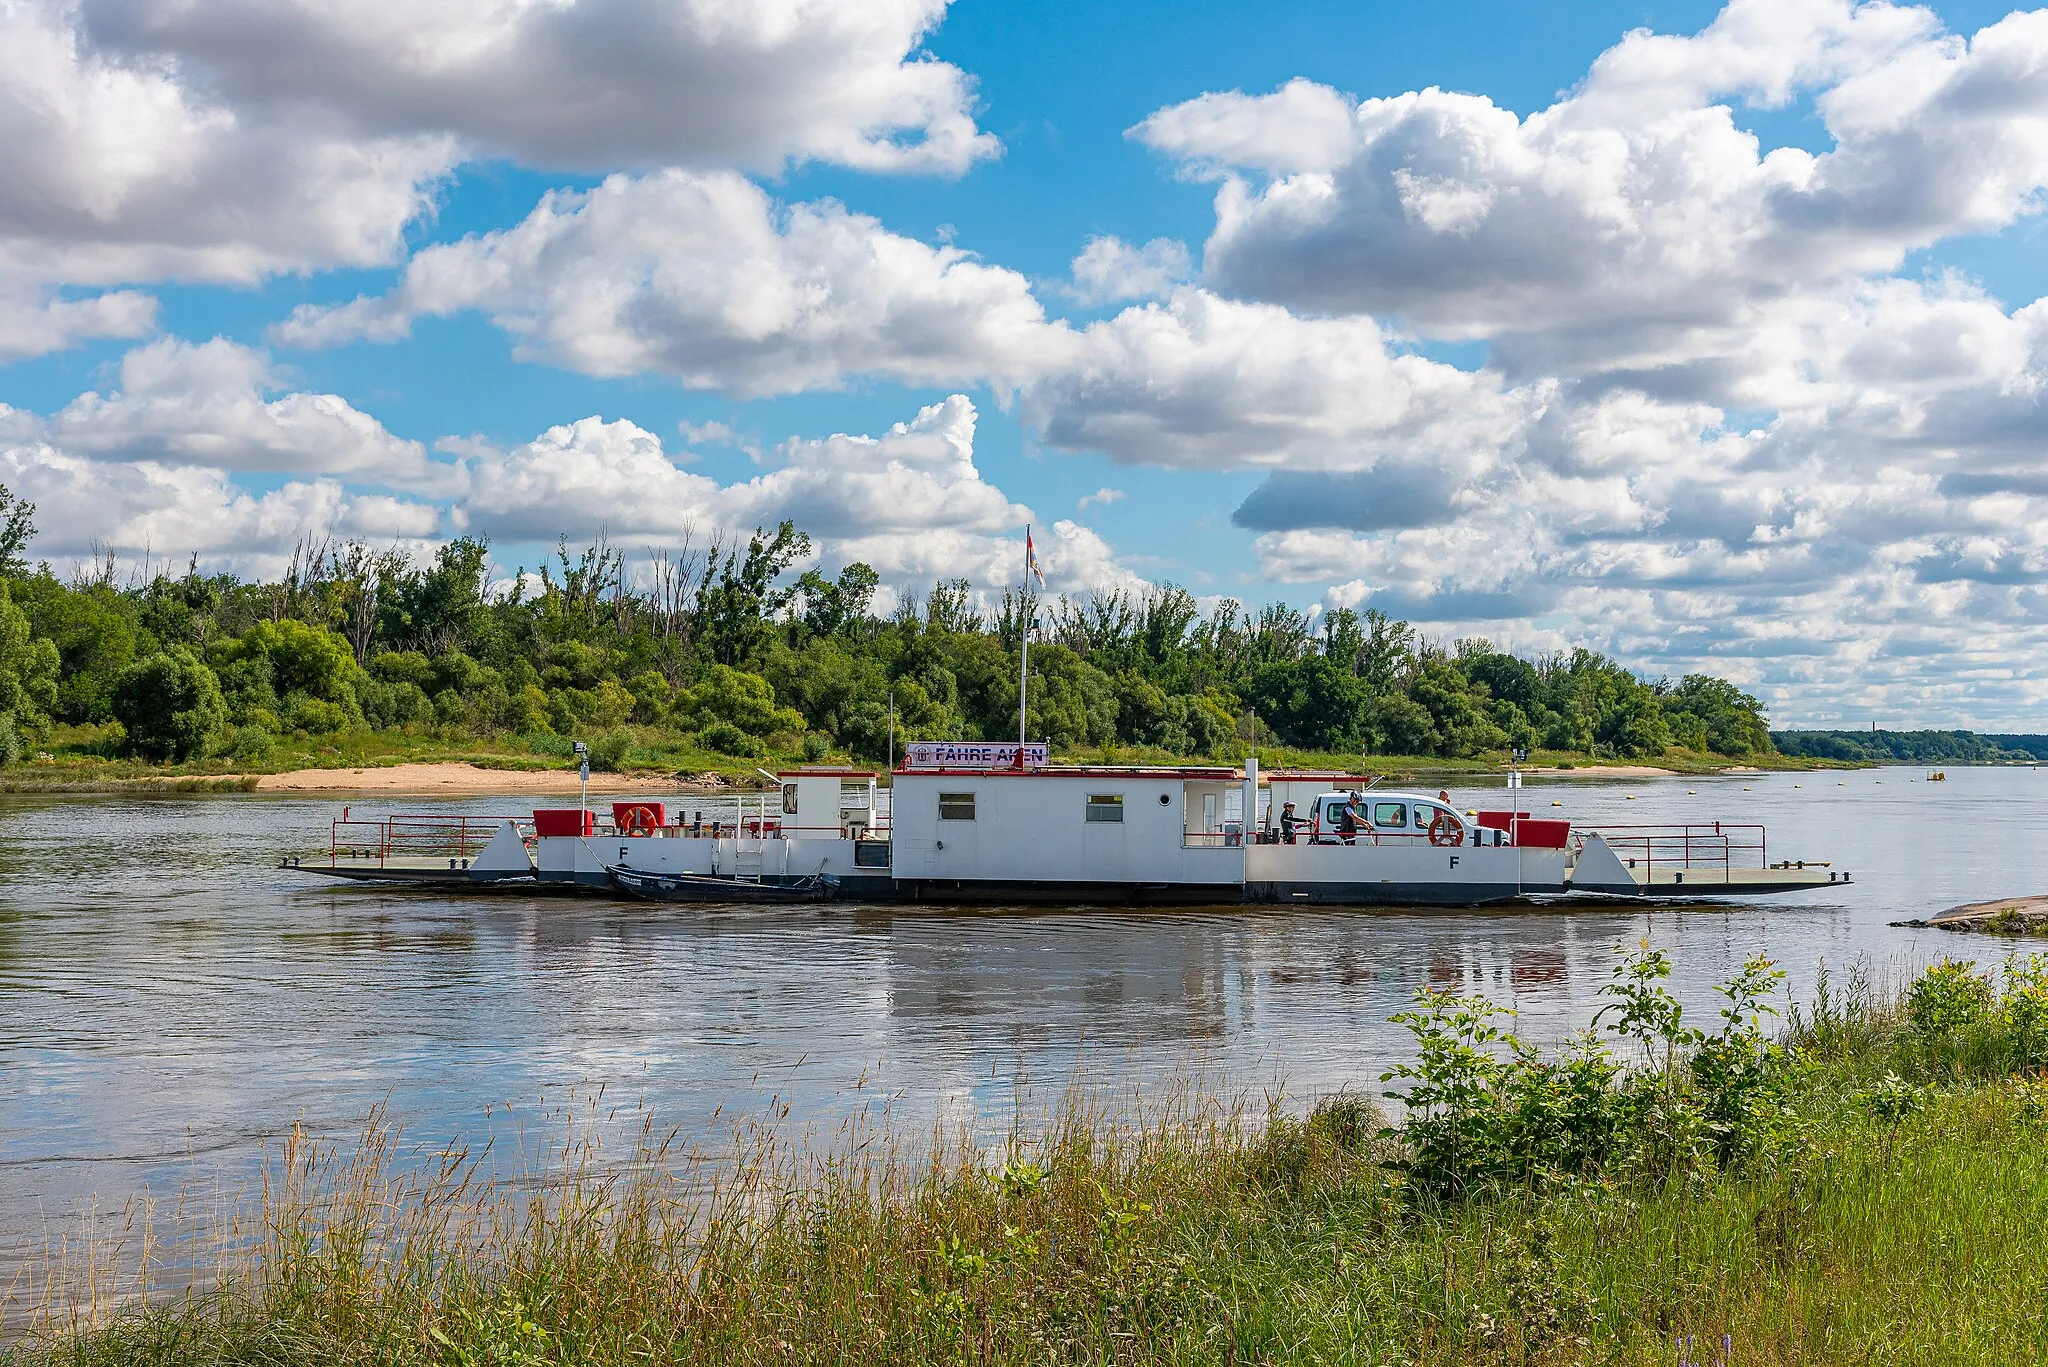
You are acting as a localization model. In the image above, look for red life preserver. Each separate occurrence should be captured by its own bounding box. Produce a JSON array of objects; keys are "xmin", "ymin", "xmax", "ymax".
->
[
  {"xmin": 1428, "ymin": 809, "xmax": 1464, "ymax": 847},
  {"xmin": 619, "ymin": 806, "xmax": 655, "ymax": 837}
]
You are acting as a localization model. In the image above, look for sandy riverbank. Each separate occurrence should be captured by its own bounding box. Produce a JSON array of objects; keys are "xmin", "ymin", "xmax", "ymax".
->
[
  {"xmin": 242, "ymin": 762, "xmax": 735, "ymax": 795},
  {"xmin": 247, "ymin": 760, "xmax": 1717, "ymax": 791}
]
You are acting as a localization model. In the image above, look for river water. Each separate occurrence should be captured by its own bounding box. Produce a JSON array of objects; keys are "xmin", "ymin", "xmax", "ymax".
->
[{"xmin": 2, "ymin": 765, "xmax": 2041, "ymax": 1259}]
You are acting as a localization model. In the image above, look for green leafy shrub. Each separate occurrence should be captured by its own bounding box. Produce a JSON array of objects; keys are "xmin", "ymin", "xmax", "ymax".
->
[
  {"xmin": 1906, "ymin": 958, "xmax": 1995, "ymax": 1038},
  {"xmin": 698, "ymin": 720, "xmax": 761, "ymax": 757},
  {"xmin": 1999, "ymin": 953, "xmax": 2048, "ymax": 1068},
  {"xmin": 588, "ymin": 728, "xmax": 633, "ymax": 772},
  {"xmin": 282, "ymin": 694, "xmax": 351, "ymax": 735},
  {"xmin": 626, "ymin": 671, "xmax": 673, "ymax": 724},
  {"xmin": 229, "ymin": 724, "xmax": 274, "ymax": 763},
  {"xmin": 111, "ymin": 650, "xmax": 229, "ymax": 761},
  {"xmin": 0, "ymin": 714, "xmax": 21, "ymax": 765},
  {"xmin": 672, "ymin": 665, "xmax": 804, "ymax": 737},
  {"xmin": 362, "ymin": 679, "xmax": 433, "ymax": 728},
  {"xmin": 504, "ymin": 684, "xmax": 552, "ymax": 735},
  {"xmin": 0, "ymin": 582, "xmax": 58, "ymax": 744},
  {"xmin": 1383, "ymin": 945, "xmax": 1795, "ymax": 1200},
  {"xmin": 210, "ymin": 619, "xmax": 364, "ymax": 724}
]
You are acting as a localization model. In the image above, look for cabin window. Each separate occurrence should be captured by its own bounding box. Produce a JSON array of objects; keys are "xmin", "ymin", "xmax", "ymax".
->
[
  {"xmin": 1085, "ymin": 794, "xmax": 1125, "ymax": 823},
  {"xmin": 781, "ymin": 784, "xmax": 799, "ymax": 815},
  {"xmin": 938, "ymin": 792, "xmax": 976, "ymax": 821},
  {"xmin": 1371, "ymin": 801, "xmax": 1406, "ymax": 827}
]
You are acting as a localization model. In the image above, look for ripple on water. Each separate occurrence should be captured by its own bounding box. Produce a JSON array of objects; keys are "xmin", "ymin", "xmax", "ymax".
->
[{"xmin": 0, "ymin": 769, "xmax": 2039, "ymax": 1260}]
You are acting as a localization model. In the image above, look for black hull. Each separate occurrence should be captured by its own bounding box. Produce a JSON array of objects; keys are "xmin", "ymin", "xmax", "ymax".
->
[
  {"xmin": 893, "ymin": 878, "xmax": 1246, "ymax": 907},
  {"xmin": 605, "ymin": 866, "xmax": 837, "ymax": 904},
  {"xmin": 1246, "ymin": 880, "xmax": 1533, "ymax": 907}
]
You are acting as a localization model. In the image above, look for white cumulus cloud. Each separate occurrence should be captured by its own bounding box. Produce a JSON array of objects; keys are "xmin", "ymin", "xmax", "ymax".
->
[
  {"xmin": 276, "ymin": 171, "xmax": 1073, "ymax": 398},
  {"xmin": 1136, "ymin": 0, "xmax": 2048, "ymax": 388}
]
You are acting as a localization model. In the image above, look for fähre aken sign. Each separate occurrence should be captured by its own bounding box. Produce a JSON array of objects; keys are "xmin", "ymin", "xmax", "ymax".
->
[{"xmin": 903, "ymin": 742, "xmax": 1048, "ymax": 769}]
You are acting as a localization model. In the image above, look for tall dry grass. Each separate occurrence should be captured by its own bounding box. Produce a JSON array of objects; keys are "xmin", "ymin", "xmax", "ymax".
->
[{"xmin": 13, "ymin": 957, "xmax": 2048, "ymax": 1364}]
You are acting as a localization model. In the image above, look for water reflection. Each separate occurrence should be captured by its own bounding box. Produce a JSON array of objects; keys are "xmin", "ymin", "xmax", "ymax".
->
[{"xmin": 1, "ymin": 765, "xmax": 2043, "ymax": 1257}]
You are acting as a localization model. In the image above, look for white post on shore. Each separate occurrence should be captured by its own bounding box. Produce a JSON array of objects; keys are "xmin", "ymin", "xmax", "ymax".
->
[
  {"xmin": 1018, "ymin": 525, "xmax": 1031, "ymax": 748},
  {"xmin": 1242, "ymin": 751, "xmax": 1259, "ymax": 853}
]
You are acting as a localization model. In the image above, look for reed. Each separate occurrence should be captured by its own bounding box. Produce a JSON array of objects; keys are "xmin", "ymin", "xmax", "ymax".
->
[{"xmin": 13, "ymin": 956, "xmax": 2048, "ymax": 1366}]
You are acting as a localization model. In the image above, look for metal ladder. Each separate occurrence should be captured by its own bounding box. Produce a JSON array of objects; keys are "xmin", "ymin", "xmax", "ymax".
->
[{"xmin": 731, "ymin": 790, "xmax": 768, "ymax": 881}]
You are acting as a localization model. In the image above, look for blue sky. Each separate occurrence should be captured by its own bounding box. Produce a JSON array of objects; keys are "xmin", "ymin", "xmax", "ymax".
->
[{"xmin": 6, "ymin": 0, "xmax": 2048, "ymax": 727}]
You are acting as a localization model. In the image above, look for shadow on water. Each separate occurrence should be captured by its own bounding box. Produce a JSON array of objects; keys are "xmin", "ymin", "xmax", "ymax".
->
[{"xmin": 0, "ymin": 765, "xmax": 2040, "ymax": 1267}]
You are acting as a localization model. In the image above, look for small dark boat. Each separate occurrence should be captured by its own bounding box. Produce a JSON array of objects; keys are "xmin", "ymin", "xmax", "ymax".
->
[{"xmin": 604, "ymin": 865, "xmax": 838, "ymax": 904}]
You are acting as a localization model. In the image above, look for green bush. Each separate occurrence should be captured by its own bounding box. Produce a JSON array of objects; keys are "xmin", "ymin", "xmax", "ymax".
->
[
  {"xmin": 0, "ymin": 714, "xmax": 20, "ymax": 766},
  {"xmin": 210, "ymin": 619, "xmax": 363, "ymax": 723},
  {"xmin": 588, "ymin": 728, "xmax": 633, "ymax": 772},
  {"xmin": 362, "ymin": 679, "xmax": 434, "ymax": 728},
  {"xmin": 698, "ymin": 720, "xmax": 761, "ymax": 757},
  {"xmin": 626, "ymin": 671, "xmax": 673, "ymax": 723},
  {"xmin": 1906, "ymin": 958, "xmax": 1995, "ymax": 1038},
  {"xmin": 111, "ymin": 649, "xmax": 230, "ymax": 761},
  {"xmin": 282, "ymin": 694, "xmax": 351, "ymax": 735},
  {"xmin": 0, "ymin": 582, "xmax": 58, "ymax": 742},
  {"xmin": 672, "ymin": 665, "xmax": 803, "ymax": 737},
  {"xmin": 1382, "ymin": 945, "xmax": 1792, "ymax": 1200},
  {"xmin": 229, "ymin": 724, "xmax": 274, "ymax": 763}
]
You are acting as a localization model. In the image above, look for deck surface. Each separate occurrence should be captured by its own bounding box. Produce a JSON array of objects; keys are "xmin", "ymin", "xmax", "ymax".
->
[{"xmin": 1635, "ymin": 867, "xmax": 1844, "ymax": 894}]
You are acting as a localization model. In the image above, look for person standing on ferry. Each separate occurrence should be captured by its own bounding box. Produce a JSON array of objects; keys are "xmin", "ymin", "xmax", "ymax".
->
[
  {"xmin": 1334, "ymin": 794, "xmax": 1360, "ymax": 845},
  {"xmin": 1279, "ymin": 801, "xmax": 1301, "ymax": 845}
]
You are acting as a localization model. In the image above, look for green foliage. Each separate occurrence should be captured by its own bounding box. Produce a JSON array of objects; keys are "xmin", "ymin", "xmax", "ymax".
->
[
  {"xmin": 1384, "ymin": 945, "xmax": 1797, "ymax": 1201},
  {"xmin": 587, "ymin": 728, "xmax": 633, "ymax": 772},
  {"xmin": 0, "ymin": 481, "xmax": 36, "ymax": 578},
  {"xmin": 210, "ymin": 618, "xmax": 365, "ymax": 735},
  {"xmin": 672, "ymin": 664, "xmax": 803, "ymax": 737},
  {"xmin": 110, "ymin": 649, "xmax": 230, "ymax": 761},
  {"xmin": 1906, "ymin": 958, "xmax": 1996, "ymax": 1038},
  {"xmin": 0, "ymin": 517, "xmax": 1776, "ymax": 770},
  {"xmin": 228, "ymin": 723, "xmax": 275, "ymax": 763},
  {"xmin": 42, "ymin": 955, "xmax": 2048, "ymax": 1367},
  {"xmin": 1773, "ymin": 727, "xmax": 2034, "ymax": 763},
  {"xmin": 698, "ymin": 720, "xmax": 761, "ymax": 757},
  {"xmin": 0, "ymin": 581, "xmax": 59, "ymax": 750}
]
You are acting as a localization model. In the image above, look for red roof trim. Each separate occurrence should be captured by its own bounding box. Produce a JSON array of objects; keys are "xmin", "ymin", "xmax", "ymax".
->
[
  {"xmin": 892, "ymin": 766, "xmax": 1238, "ymax": 779},
  {"xmin": 774, "ymin": 769, "xmax": 880, "ymax": 778}
]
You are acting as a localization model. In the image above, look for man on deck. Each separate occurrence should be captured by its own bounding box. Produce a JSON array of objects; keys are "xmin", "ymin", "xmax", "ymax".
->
[
  {"xmin": 1335, "ymin": 794, "xmax": 1360, "ymax": 845},
  {"xmin": 1279, "ymin": 801, "xmax": 1300, "ymax": 844}
]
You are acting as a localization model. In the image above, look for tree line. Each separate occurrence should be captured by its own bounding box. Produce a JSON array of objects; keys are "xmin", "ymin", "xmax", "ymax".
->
[
  {"xmin": 1771, "ymin": 729, "xmax": 2048, "ymax": 764},
  {"xmin": 0, "ymin": 486, "xmax": 1774, "ymax": 768}
]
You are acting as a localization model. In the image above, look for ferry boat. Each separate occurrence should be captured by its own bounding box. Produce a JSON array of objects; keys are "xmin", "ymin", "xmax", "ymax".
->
[{"xmin": 291, "ymin": 748, "xmax": 1846, "ymax": 907}]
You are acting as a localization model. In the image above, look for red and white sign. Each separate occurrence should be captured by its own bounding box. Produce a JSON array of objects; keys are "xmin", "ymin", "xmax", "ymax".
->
[{"xmin": 903, "ymin": 741, "xmax": 1048, "ymax": 770}]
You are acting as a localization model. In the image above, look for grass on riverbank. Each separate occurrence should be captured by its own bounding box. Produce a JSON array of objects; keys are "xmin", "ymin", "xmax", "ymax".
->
[
  {"xmin": 12, "ymin": 950, "xmax": 2048, "ymax": 1365},
  {"xmin": 6, "ymin": 721, "xmax": 1841, "ymax": 793}
]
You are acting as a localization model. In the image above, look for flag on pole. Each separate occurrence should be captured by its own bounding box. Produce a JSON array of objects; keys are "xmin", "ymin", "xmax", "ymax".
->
[{"xmin": 1025, "ymin": 524, "xmax": 1045, "ymax": 591}]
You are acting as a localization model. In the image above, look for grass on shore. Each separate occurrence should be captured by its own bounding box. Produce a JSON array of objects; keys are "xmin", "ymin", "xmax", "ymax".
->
[
  {"xmin": 11, "ymin": 951, "xmax": 2048, "ymax": 1365},
  {"xmin": 6, "ymin": 721, "xmax": 1841, "ymax": 794}
]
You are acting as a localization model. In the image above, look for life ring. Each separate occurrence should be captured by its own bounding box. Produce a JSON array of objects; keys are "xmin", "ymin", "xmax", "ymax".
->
[
  {"xmin": 1427, "ymin": 809, "xmax": 1464, "ymax": 847},
  {"xmin": 618, "ymin": 806, "xmax": 655, "ymax": 837}
]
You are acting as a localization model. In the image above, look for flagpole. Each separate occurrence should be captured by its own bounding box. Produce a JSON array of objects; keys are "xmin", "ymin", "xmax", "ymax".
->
[{"xmin": 1018, "ymin": 524, "xmax": 1030, "ymax": 748}]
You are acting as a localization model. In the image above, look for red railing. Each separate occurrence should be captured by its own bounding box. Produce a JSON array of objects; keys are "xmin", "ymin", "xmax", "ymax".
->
[
  {"xmin": 1587, "ymin": 823, "xmax": 1768, "ymax": 879},
  {"xmin": 328, "ymin": 814, "xmax": 525, "ymax": 869}
]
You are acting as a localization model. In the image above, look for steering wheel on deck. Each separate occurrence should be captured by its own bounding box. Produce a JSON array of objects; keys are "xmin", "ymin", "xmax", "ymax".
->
[{"xmin": 1427, "ymin": 808, "xmax": 1465, "ymax": 847}]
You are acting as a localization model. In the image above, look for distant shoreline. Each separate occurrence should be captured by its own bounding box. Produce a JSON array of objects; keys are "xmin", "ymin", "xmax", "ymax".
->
[
  {"xmin": 0, "ymin": 753, "xmax": 1832, "ymax": 797},
  {"xmin": 237, "ymin": 761, "xmax": 731, "ymax": 795}
]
